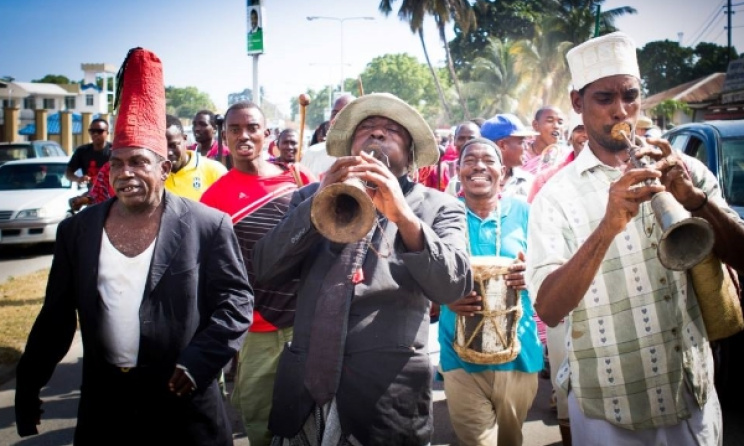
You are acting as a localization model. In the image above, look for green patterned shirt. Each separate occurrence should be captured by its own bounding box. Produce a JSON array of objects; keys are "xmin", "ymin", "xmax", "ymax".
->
[{"xmin": 526, "ymin": 147, "xmax": 738, "ymax": 431}]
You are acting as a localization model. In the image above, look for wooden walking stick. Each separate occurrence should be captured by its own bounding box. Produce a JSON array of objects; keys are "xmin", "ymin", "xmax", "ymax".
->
[{"xmin": 297, "ymin": 93, "xmax": 310, "ymax": 162}]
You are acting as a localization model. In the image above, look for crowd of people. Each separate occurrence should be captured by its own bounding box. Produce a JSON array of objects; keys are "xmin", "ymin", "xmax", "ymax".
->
[{"xmin": 13, "ymin": 31, "xmax": 744, "ymax": 446}]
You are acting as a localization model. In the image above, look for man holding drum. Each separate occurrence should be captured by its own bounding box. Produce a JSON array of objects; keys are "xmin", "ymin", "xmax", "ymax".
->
[
  {"xmin": 526, "ymin": 32, "xmax": 744, "ymax": 445},
  {"xmin": 438, "ymin": 137, "xmax": 543, "ymax": 445}
]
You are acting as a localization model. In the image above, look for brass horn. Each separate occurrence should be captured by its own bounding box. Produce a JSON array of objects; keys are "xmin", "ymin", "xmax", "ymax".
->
[
  {"xmin": 613, "ymin": 123, "xmax": 715, "ymax": 271},
  {"xmin": 310, "ymin": 177, "xmax": 377, "ymax": 244}
]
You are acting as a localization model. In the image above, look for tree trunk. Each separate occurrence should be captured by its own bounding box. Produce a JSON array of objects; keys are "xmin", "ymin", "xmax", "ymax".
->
[
  {"xmin": 419, "ymin": 29, "xmax": 453, "ymax": 122},
  {"xmin": 438, "ymin": 20, "xmax": 470, "ymax": 120}
]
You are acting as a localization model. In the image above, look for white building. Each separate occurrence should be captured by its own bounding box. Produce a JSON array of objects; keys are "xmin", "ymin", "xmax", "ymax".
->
[{"xmin": 0, "ymin": 63, "xmax": 116, "ymax": 134}]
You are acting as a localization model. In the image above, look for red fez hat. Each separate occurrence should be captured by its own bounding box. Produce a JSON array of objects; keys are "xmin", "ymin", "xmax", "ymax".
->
[{"xmin": 112, "ymin": 47, "xmax": 167, "ymax": 159}]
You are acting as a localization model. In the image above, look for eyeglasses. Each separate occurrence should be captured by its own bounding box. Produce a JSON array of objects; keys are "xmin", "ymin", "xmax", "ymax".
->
[{"xmin": 88, "ymin": 129, "xmax": 106, "ymax": 134}]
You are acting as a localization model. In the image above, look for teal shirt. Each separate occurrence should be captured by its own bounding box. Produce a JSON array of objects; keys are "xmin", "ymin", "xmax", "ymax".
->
[{"xmin": 438, "ymin": 196, "xmax": 543, "ymax": 374}]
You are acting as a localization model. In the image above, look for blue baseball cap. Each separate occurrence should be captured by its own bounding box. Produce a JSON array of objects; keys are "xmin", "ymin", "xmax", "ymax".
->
[{"xmin": 480, "ymin": 114, "xmax": 538, "ymax": 142}]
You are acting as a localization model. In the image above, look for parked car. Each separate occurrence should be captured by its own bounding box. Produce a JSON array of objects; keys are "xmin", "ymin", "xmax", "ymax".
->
[
  {"xmin": 664, "ymin": 121, "xmax": 744, "ymax": 411},
  {"xmin": 0, "ymin": 141, "xmax": 67, "ymax": 167},
  {"xmin": 663, "ymin": 120, "xmax": 744, "ymax": 218},
  {"xmin": 0, "ymin": 157, "xmax": 84, "ymax": 245}
]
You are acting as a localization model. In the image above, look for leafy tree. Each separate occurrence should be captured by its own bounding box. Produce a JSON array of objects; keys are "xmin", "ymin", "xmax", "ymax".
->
[
  {"xmin": 379, "ymin": 0, "xmax": 476, "ymax": 120},
  {"xmin": 1, "ymin": 75, "xmax": 16, "ymax": 82},
  {"xmin": 449, "ymin": 0, "xmax": 544, "ymax": 78},
  {"xmin": 691, "ymin": 42, "xmax": 738, "ymax": 79},
  {"xmin": 379, "ymin": 0, "xmax": 455, "ymax": 122},
  {"xmin": 31, "ymin": 74, "xmax": 73, "ymax": 84},
  {"xmin": 462, "ymin": 37, "xmax": 531, "ymax": 120},
  {"xmin": 637, "ymin": 40, "xmax": 694, "ymax": 95},
  {"xmin": 359, "ymin": 53, "xmax": 447, "ymax": 124},
  {"xmin": 165, "ymin": 86, "xmax": 216, "ymax": 119},
  {"xmin": 545, "ymin": 0, "xmax": 636, "ymax": 45},
  {"xmin": 650, "ymin": 99, "xmax": 691, "ymax": 129},
  {"xmin": 512, "ymin": 18, "xmax": 573, "ymax": 114},
  {"xmin": 290, "ymin": 86, "xmax": 334, "ymax": 130}
]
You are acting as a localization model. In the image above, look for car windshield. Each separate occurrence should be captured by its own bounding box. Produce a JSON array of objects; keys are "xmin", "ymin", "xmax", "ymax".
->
[
  {"xmin": 0, "ymin": 163, "xmax": 71, "ymax": 190},
  {"xmin": 721, "ymin": 138, "xmax": 744, "ymax": 207},
  {"xmin": 0, "ymin": 145, "xmax": 32, "ymax": 163}
]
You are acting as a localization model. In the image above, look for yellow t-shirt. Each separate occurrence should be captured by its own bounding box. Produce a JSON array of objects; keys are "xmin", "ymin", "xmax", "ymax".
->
[{"xmin": 165, "ymin": 151, "xmax": 227, "ymax": 201}]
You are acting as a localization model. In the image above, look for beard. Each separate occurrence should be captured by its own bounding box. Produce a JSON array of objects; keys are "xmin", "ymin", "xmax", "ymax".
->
[{"xmin": 591, "ymin": 124, "xmax": 630, "ymax": 153}]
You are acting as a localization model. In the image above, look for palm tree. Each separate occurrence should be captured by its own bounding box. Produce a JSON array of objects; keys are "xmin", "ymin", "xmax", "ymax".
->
[
  {"xmin": 463, "ymin": 37, "xmax": 531, "ymax": 120},
  {"xmin": 512, "ymin": 18, "xmax": 574, "ymax": 114},
  {"xmin": 547, "ymin": 0, "xmax": 637, "ymax": 45},
  {"xmin": 379, "ymin": 0, "xmax": 475, "ymax": 120}
]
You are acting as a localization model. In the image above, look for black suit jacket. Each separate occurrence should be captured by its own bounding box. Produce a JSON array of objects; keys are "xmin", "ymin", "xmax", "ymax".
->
[{"xmin": 15, "ymin": 191, "xmax": 254, "ymax": 444}]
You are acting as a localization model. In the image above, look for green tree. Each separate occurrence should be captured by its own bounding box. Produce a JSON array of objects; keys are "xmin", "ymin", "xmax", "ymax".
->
[
  {"xmin": 31, "ymin": 74, "xmax": 73, "ymax": 84},
  {"xmin": 449, "ymin": 0, "xmax": 544, "ymax": 78},
  {"xmin": 290, "ymin": 86, "xmax": 334, "ymax": 130},
  {"xmin": 545, "ymin": 0, "xmax": 636, "ymax": 45},
  {"xmin": 512, "ymin": 18, "xmax": 573, "ymax": 114},
  {"xmin": 691, "ymin": 42, "xmax": 738, "ymax": 79},
  {"xmin": 379, "ymin": 0, "xmax": 476, "ymax": 120},
  {"xmin": 462, "ymin": 37, "xmax": 530, "ymax": 120},
  {"xmin": 650, "ymin": 99, "xmax": 691, "ymax": 129},
  {"xmin": 359, "ymin": 53, "xmax": 445, "ymax": 124},
  {"xmin": 379, "ymin": 0, "xmax": 454, "ymax": 122},
  {"xmin": 637, "ymin": 40, "xmax": 694, "ymax": 95},
  {"xmin": 165, "ymin": 86, "xmax": 216, "ymax": 119}
]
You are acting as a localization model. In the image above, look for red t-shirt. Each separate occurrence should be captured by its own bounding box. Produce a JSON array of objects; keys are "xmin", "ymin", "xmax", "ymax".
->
[{"xmin": 200, "ymin": 164, "xmax": 316, "ymax": 332}]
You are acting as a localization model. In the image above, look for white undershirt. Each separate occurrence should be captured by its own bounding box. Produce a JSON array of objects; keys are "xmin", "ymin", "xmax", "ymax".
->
[{"xmin": 98, "ymin": 230, "xmax": 156, "ymax": 367}]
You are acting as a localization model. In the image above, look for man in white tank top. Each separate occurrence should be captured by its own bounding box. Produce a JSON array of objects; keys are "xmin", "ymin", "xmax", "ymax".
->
[{"xmin": 14, "ymin": 47, "xmax": 254, "ymax": 446}]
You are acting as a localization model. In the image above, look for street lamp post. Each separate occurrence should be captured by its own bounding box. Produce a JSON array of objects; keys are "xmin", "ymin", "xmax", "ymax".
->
[{"xmin": 307, "ymin": 16, "xmax": 374, "ymax": 94}]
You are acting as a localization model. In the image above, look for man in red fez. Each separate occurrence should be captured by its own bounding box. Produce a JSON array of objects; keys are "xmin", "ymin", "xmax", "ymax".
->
[{"xmin": 14, "ymin": 47, "xmax": 254, "ymax": 445}]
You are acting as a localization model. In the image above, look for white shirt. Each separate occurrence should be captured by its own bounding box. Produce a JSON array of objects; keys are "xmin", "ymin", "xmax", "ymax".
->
[
  {"xmin": 98, "ymin": 231, "xmax": 156, "ymax": 367},
  {"xmin": 300, "ymin": 142, "xmax": 336, "ymax": 178}
]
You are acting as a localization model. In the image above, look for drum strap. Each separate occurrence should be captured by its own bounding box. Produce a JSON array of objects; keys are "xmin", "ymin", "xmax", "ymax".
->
[{"xmin": 304, "ymin": 232, "xmax": 371, "ymax": 406}]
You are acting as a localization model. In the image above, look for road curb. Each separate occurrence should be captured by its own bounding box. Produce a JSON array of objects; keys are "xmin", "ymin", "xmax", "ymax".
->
[{"xmin": 0, "ymin": 362, "xmax": 17, "ymax": 387}]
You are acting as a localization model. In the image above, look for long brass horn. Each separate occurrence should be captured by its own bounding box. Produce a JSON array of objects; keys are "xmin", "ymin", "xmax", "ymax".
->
[
  {"xmin": 310, "ymin": 177, "xmax": 377, "ymax": 244},
  {"xmin": 613, "ymin": 123, "xmax": 715, "ymax": 271}
]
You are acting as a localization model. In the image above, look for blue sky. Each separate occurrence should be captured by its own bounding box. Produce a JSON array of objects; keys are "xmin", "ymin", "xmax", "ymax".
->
[{"xmin": 1, "ymin": 0, "xmax": 741, "ymax": 116}]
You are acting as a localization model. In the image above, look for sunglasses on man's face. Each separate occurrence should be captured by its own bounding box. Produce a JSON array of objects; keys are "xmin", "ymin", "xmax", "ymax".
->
[{"xmin": 88, "ymin": 129, "xmax": 106, "ymax": 134}]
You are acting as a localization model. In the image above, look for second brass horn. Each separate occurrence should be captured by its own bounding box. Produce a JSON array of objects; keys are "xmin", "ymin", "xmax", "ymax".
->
[
  {"xmin": 310, "ymin": 177, "xmax": 376, "ymax": 244},
  {"xmin": 614, "ymin": 123, "xmax": 715, "ymax": 271}
]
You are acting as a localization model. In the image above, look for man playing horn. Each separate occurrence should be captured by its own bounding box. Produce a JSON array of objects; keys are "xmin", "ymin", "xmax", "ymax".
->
[
  {"xmin": 439, "ymin": 137, "xmax": 543, "ymax": 445},
  {"xmin": 526, "ymin": 32, "xmax": 744, "ymax": 445},
  {"xmin": 253, "ymin": 93, "xmax": 472, "ymax": 445}
]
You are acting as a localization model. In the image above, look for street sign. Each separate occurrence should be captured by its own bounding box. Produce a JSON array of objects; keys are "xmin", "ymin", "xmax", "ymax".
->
[{"xmin": 247, "ymin": 0, "xmax": 264, "ymax": 55}]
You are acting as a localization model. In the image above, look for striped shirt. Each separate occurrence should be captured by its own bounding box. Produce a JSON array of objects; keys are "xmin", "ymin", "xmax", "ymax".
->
[
  {"xmin": 525, "ymin": 147, "xmax": 737, "ymax": 431},
  {"xmin": 200, "ymin": 165, "xmax": 316, "ymax": 332}
]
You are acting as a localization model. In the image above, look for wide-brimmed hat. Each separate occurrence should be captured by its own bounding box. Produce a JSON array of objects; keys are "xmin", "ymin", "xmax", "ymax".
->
[
  {"xmin": 325, "ymin": 93, "xmax": 439, "ymax": 167},
  {"xmin": 480, "ymin": 114, "xmax": 538, "ymax": 142},
  {"xmin": 636, "ymin": 116, "xmax": 654, "ymax": 130}
]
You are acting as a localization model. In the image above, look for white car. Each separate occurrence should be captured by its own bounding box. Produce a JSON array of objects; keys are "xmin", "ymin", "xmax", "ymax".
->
[{"xmin": 0, "ymin": 156, "xmax": 86, "ymax": 245}]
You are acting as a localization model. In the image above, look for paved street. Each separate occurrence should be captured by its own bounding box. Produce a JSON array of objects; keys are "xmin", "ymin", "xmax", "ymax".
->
[
  {"xmin": 0, "ymin": 246, "xmax": 742, "ymax": 445},
  {"xmin": 0, "ymin": 324, "xmax": 564, "ymax": 446}
]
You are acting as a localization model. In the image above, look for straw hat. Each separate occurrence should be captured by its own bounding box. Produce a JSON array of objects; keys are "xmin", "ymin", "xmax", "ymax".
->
[
  {"xmin": 636, "ymin": 116, "xmax": 654, "ymax": 130},
  {"xmin": 325, "ymin": 93, "xmax": 439, "ymax": 167}
]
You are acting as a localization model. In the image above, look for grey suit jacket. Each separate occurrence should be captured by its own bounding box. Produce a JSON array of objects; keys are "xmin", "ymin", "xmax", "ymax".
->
[{"xmin": 254, "ymin": 181, "xmax": 472, "ymax": 445}]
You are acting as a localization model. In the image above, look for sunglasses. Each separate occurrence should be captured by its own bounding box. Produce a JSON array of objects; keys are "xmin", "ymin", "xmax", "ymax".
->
[{"xmin": 88, "ymin": 129, "xmax": 106, "ymax": 134}]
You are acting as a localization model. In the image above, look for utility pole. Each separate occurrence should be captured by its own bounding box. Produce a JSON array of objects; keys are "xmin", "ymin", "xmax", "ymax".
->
[
  {"xmin": 594, "ymin": 2, "xmax": 601, "ymax": 37},
  {"xmin": 728, "ymin": 0, "xmax": 733, "ymax": 64}
]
